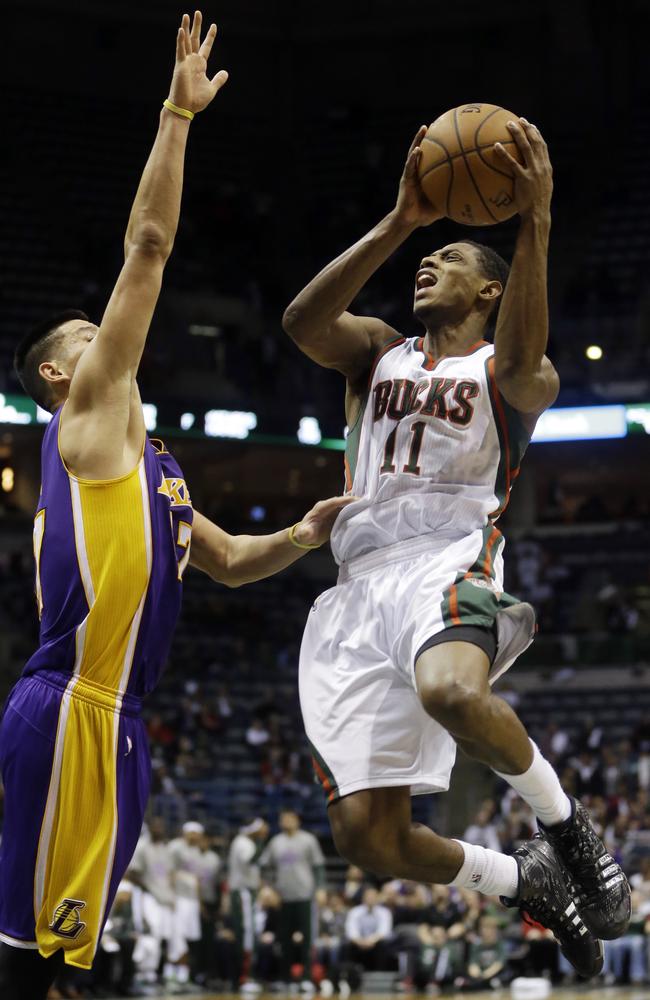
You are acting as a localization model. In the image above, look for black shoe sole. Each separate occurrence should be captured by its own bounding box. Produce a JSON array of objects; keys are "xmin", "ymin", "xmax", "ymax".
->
[{"xmin": 559, "ymin": 936, "xmax": 603, "ymax": 979}]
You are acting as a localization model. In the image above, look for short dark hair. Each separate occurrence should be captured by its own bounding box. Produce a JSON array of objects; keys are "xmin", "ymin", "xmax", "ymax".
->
[
  {"xmin": 459, "ymin": 241, "xmax": 510, "ymax": 320},
  {"xmin": 14, "ymin": 309, "xmax": 89, "ymax": 411}
]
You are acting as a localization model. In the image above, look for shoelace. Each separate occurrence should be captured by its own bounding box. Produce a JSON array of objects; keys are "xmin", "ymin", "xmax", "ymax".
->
[{"xmin": 553, "ymin": 824, "xmax": 611, "ymax": 906}]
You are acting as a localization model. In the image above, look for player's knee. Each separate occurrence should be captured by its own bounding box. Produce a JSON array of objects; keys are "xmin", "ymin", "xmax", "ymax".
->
[{"xmin": 419, "ymin": 677, "xmax": 486, "ymax": 734}]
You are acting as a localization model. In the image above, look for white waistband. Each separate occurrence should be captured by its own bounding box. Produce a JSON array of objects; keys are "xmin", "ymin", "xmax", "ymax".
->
[{"xmin": 337, "ymin": 531, "xmax": 458, "ymax": 582}]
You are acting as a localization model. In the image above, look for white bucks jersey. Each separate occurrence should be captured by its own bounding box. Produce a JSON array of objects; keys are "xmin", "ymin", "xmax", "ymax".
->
[{"xmin": 330, "ymin": 336, "xmax": 531, "ymax": 565}]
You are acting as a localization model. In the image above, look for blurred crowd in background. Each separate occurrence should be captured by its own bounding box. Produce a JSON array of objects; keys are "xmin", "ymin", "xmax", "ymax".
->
[
  {"xmin": 43, "ymin": 791, "xmax": 650, "ymax": 998},
  {"xmin": 0, "ymin": 540, "xmax": 647, "ymax": 997}
]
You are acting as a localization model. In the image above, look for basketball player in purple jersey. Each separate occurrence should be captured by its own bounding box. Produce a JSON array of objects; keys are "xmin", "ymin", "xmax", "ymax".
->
[
  {"xmin": 284, "ymin": 120, "xmax": 630, "ymax": 970},
  {"xmin": 0, "ymin": 14, "xmax": 351, "ymax": 997}
]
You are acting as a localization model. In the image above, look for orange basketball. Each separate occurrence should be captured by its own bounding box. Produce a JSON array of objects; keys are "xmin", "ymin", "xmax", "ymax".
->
[{"xmin": 417, "ymin": 103, "xmax": 525, "ymax": 226}]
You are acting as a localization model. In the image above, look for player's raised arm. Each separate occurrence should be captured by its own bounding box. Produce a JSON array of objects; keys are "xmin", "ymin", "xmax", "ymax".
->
[
  {"xmin": 62, "ymin": 12, "xmax": 228, "ymax": 475},
  {"xmin": 189, "ymin": 496, "xmax": 355, "ymax": 587},
  {"xmin": 282, "ymin": 126, "xmax": 442, "ymax": 381},
  {"xmin": 491, "ymin": 119, "xmax": 560, "ymax": 419}
]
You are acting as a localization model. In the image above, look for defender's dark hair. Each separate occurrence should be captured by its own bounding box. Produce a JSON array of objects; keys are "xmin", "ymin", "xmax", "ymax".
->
[
  {"xmin": 459, "ymin": 240, "xmax": 510, "ymax": 321},
  {"xmin": 14, "ymin": 309, "xmax": 89, "ymax": 411}
]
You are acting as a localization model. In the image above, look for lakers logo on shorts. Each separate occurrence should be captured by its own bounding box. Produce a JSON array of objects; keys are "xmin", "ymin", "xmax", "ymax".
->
[{"xmin": 49, "ymin": 898, "xmax": 87, "ymax": 939}]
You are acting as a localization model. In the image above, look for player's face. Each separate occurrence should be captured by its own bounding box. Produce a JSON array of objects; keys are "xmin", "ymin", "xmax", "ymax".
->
[
  {"xmin": 413, "ymin": 244, "xmax": 486, "ymax": 326},
  {"xmin": 39, "ymin": 320, "xmax": 99, "ymax": 405},
  {"xmin": 66, "ymin": 319, "xmax": 99, "ymax": 371},
  {"xmin": 150, "ymin": 817, "xmax": 167, "ymax": 842},
  {"xmin": 58, "ymin": 320, "xmax": 99, "ymax": 381},
  {"xmin": 280, "ymin": 811, "xmax": 300, "ymax": 833}
]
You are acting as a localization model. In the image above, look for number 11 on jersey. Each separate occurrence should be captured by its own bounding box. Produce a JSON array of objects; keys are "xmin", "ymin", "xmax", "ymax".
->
[{"xmin": 380, "ymin": 421, "xmax": 425, "ymax": 476}]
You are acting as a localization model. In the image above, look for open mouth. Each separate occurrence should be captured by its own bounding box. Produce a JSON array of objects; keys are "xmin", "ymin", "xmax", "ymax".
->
[{"xmin": 416, "ymin": 270, "xmax": 438, "ymax": 291}]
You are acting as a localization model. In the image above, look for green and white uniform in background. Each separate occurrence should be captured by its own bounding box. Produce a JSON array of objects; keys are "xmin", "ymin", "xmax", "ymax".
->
[{"xmin": 228, "ymin": 828, "xmax": 264, "ymax": 976}]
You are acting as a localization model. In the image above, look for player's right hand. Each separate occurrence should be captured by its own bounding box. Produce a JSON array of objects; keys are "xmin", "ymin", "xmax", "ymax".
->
[
  {"xmin": 294, "ymin": 495, "xmax": 359, "ymax": 548},
  {"xmin": 394, "ymin": 126, "xmax": 443, "ymax": 228},
  {"xmin": 167, "ymin": 11, "xmax": 229, "ymax": 116}
]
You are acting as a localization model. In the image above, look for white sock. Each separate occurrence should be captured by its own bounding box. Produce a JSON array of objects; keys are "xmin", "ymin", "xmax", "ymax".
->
[
  {"xmin": 176, "ymin": 963, "xmax": 190, "ymax": 984},
  {"xmin": 450, "ymin": 839, "xmax": 519, "ymax": 898},
  {"xmin": 495, "ymin": 740, "xmax": 572, "ymax": 827},
  {"xmin": 163, "ymin": 962, "xmax": 176, "ymax": 981}
]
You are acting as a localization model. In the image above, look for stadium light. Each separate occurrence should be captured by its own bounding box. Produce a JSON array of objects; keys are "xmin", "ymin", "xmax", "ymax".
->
[
  {"xmin": 297, "ymin": 417, "xmax": 322, "ymax": 445},
  {"xmin": 532, "ymin": 405, "xmax": 627, "ymax": 442},
  {"xmin": 627, "ymin": 406, "xmax": 650, "ymax": 435},
  {"xmin": 1, "ymin": 467, "xmax": 14, "ymax": 492},
  {"xmin": 204, "ymin": 409, "xmax": 257, "ymax": 439},
  {"xmin": 36, "ymin": 406, "xmax": 53, "ymax": 424},
  {"xmin": 0, "ymin": 394, "xmax": 31, "ymax": 425},
  {"xmin": 142, "ymin": 404, "xmax": 158, "ymax": 432}
]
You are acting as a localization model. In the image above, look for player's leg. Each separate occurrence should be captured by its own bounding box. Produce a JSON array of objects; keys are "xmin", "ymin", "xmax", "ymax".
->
[
  {"xmin": 230, "ymin": 888, "xmax": 245, "ymax": 984},
  {"xmin": 228, "ymin": 887, "xmax": 255, "ymax": 986},
  {"xmin": 304, "ymin": 566, "xmax": 601, "ymax": 976},
  {"xmin": 329, "ymin": 785, "xmax": 514, "ymax": 888},
  {"xmin": 0, "ymin": 944, "xmax": 65, "ymax": 1000},
  {"xmin": 416, "ymin": 637, "xmax": 551, "ymax": 781},
  {"xmin": 278, "ymin": 900, "xmax": 296, "ymax": 982},
  {"xmin": 297, "ymin": 899, "xmax": 314, "ymax": 984},
  {"xmin": 328, "ymin": 785, "xmax": 601, "ymax": 978},
  {"xmin": 416, "ymin": 636, "xmax": 630, "ymax": 939},
  {"xmin": 0, "ymin": 676, "xmax": 68, "ymax": 998}
]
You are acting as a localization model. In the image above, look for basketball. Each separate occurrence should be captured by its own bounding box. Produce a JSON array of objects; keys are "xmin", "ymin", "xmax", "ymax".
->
[{"xmin": 418, "ymin": 103, "xmax": 525, "ymax": 226}]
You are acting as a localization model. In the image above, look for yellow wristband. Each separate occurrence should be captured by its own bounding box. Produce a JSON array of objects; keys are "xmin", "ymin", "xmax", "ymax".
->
[
  {"xmin": 163, "ymin": 99, "xmax": 195, "ymax": 121},
  {"xmin": 288, "ymin": 522, "xmax": 321, "ymax": 550}
]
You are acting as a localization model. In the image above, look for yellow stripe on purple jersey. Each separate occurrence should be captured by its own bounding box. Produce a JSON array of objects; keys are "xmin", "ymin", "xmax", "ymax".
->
[{"xmin": 0, "ymin": 406, "xmax": 193, "ymax": 968}]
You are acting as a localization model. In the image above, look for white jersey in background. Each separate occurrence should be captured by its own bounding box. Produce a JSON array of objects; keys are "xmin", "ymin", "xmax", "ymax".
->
[
  {"xmin": 168, "ymin": 837, "xmax": 203, "ymax": 956},
  {"xmin": 228, "ymin": 833, "xmax": 261, "ymax": 892},
  {"xmin": 331, "ymin": 337, "xmax": 529, "ymax": 565}
]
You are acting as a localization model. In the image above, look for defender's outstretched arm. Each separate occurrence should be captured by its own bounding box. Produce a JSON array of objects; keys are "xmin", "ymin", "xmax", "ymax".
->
[
  {"xmin": 189, "ymin": 496, "xmax": 355, "ymax": 587},
  {"xmin": 283, "ymin": 126, "xmax": 442, "ymax": 381},
  {"xmin": 492, "ymin": 118, "xmax": 559, "ymax": 419},
  {"xmin": 62, "ymin": 12, "xmax": 228, "ymax": 476}
]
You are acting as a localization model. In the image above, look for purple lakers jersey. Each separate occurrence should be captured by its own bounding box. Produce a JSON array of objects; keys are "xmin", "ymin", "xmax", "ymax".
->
[{"xmin": 24, "ymin": 406, "xmax": 193, "ymax": 696}]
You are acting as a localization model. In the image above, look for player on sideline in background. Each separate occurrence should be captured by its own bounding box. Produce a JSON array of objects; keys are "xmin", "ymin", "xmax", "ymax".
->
[
  {"xmin": 283, "ymin": 118, "xmax": 630, "ymax": 973},
  {"xmin": 0, "ymin": 14, "xmax": 351, "ymax": 999},
  {"xmin": 228, "ymin": 817, "xmax": 269, "ymax": 989},
  {"xmin": 260, "ymin": 809, "xmax": 325, "ymax": 991}
]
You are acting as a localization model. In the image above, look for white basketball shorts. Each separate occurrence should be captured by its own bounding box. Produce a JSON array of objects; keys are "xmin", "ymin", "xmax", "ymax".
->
[{"xmin": 299, "ymin": 526, "xmax": 535, "ymax": 804}]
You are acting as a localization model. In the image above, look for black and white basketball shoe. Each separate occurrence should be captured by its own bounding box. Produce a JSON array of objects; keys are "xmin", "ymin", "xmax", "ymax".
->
[
  {"xmin": 539, "ymin": 797, "xmax": 631, "ymax": 940},
  {"xmin": 501, "ymin": 835, "xmax": 603, "ymax": 978}
]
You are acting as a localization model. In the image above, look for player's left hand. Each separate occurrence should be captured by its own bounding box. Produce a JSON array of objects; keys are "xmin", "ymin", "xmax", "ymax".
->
[
  {"xmin": 293, "ymin": 495, "xmax": 359, "ymax": 548},
  {"xmin": 167, "ymin": 11, "xmax": 229, "ymax": 115},
  {"xmin": 394, "ymin": 126, "xmax": 444, "ymax": 228},
  {"xmin": 493, "ymin": 118, "xmax": 553, "ymax": 220}
]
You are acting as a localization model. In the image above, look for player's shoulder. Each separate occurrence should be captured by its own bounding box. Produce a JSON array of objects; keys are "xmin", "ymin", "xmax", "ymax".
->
[
  {"xmin": 364, "ymin": 328, "xmax": 410, "ymax": 377},
  {"xmin": 364, "ymin": 317, "xmax": 404, "ymax": 352}
]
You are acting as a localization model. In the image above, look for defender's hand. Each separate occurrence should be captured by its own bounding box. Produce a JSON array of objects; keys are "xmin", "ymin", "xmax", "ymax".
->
[
  {"xmin": 394, "ymin": 125, "xmax": 443, "ymax": 228},
  {"xmin": 168, "ymin": 11, "xmax": 229, "ymax": 115},
  {"xmin": 293, "ymin": 495, "xmax": 358, "ymax": 548},
  {"xmin": 494, "ymin": 118, "xmax": 553, "ymax": 221}
]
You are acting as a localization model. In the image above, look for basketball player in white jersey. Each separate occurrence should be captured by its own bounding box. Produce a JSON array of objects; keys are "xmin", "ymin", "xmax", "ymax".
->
[{"xmin": 283, "ymin": 118, "xmax": 630, "ymax": 973}]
